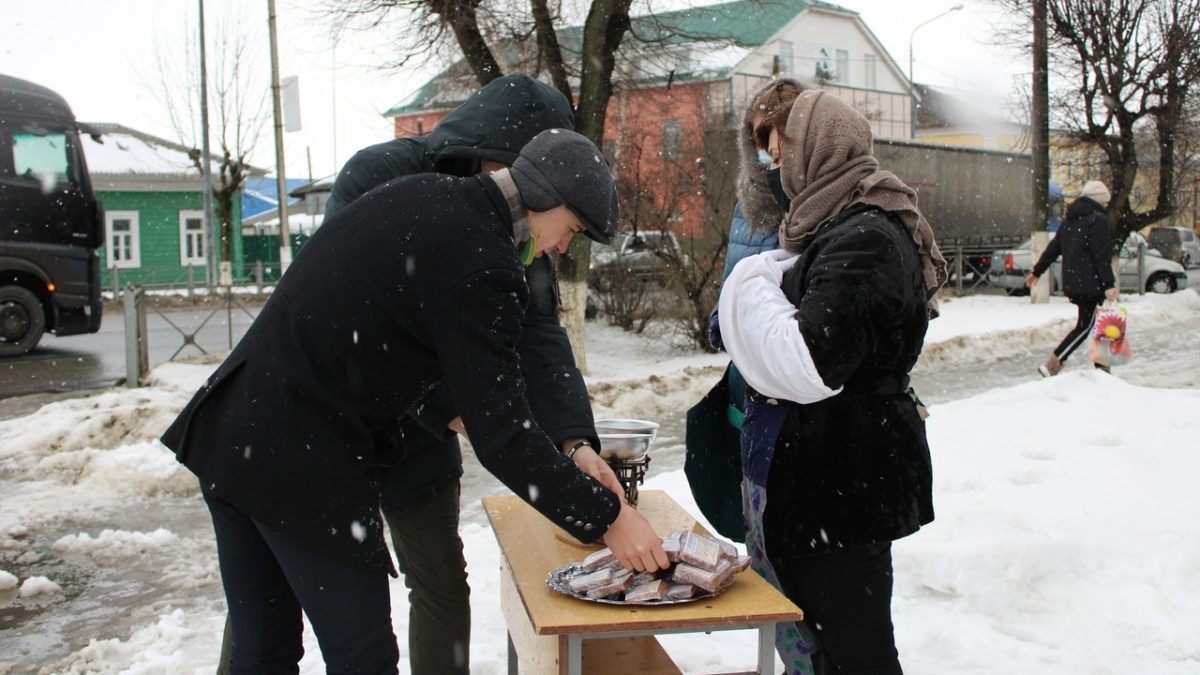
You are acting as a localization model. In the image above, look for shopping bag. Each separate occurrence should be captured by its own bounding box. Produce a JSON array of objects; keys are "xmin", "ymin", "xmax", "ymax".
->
[
  {"xmin": 1089, "ymin": 301, "xmax": 1132, "ymax": 367},
  {"xmin": 684, "ymin": 364, "xmax": 746, "ymax": 542}
]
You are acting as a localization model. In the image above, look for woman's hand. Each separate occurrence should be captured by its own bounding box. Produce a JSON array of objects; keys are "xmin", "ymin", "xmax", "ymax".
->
[{"xmin": 602, "ymin": 503, "xmax": 670, "ymax": 572}]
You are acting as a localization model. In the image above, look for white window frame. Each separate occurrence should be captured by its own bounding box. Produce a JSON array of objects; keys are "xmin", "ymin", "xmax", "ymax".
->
[
  {"xmin": 105, "ymin": 210, "xmax": 141, "ymax": 269},
  {"xmin": 836, "ymin": 49, "xmax": 849, "ymax": 84},
  {"xmin": 179, "ymin": 210, "xmax": 207, "ymax": 266},
  {"xmin": 778, "ymin": 40, "xmax": 795, "ymax": 73},
  {"xmin": 864, "ymin": 54, "xmax": 877, "ymax": 89}
]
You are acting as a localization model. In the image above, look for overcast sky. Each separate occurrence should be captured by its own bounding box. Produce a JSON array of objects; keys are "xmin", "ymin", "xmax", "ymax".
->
[{"xmin": 1, "ymin": 0, "xmax": 1025, "ymax": 181}]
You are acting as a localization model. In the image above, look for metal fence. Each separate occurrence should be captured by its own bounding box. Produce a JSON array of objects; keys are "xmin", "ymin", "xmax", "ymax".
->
[{"xmin": 121, "ymin": 283, "xmax": 261, "ymax": 387}]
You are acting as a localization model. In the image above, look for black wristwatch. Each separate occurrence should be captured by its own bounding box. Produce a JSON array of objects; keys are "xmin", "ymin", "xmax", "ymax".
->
[{"xmin": 565, "ymin": 439, "xmax": 594, "ymax": 460}]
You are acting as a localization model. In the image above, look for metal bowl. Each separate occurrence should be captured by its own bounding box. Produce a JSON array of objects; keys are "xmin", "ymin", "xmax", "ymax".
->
[{"xmin": 594, "ymin": 418, "xmax": 658, "ymax": 461}]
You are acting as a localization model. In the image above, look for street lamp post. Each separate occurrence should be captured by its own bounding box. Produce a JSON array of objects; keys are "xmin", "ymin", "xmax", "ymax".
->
[{"xmin": 908, "ymin": 4, "xmax": 964, "ymax": 138}]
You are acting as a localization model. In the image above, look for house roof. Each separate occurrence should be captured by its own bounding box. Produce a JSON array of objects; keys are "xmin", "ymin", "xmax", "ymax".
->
[
  {"xmin": 914, "ymin": 83, "xmax": 1016, "ymax": 130},
  {"xmin": 384, "ymin": 0, "xmax": 855, "ymax": 117},
  {"xmin": 611, "ymin": 0, "xmax": 851, "ymax": 47},
  {"xmin": 81, "ymin": 122, "xmax": 267, "ymax": 191},
  {"xmin": 289, "ymin": 174, "xmax": 335, "ymax": 197},
  {"xmin": 242, "ymin": 177, "xmax": 308, "ymax": 220}
]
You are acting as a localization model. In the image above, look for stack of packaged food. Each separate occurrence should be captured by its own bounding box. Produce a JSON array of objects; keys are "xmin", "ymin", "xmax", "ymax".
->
[{"xmin": 559, "ymin": 530, "xmax": 751, "ymax": 603}]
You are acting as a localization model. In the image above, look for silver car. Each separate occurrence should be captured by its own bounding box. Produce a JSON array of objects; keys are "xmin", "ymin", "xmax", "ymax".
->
[
  {"xmin": 1146, "ymin": 226, "xmax": 1200, "ymax": 268},
  {"xmin": 988, "ymin": 233, "xmax": 1189, "ymax": 295}
]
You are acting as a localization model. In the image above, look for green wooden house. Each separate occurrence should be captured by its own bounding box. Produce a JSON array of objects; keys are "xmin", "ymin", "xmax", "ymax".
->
[{"xmin": 81, "ymin": 123, "xmax": 265, "ymax": 288}]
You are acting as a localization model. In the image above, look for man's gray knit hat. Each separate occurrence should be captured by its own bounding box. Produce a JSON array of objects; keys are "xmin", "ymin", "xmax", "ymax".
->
[{"xmin": 509, "ymin": 128, "xmax": 618, "ymax": 245}]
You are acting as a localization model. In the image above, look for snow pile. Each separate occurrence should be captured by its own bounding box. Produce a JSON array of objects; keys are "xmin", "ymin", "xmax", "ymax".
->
[
  {"xmin": 57, "ymin": 609, "xmax": 227, "ymax": 675},
  {"xmin": 53, "ymin": 529, "xmax": 179, "ymax": 560},
  {"xmin": 18, "ymin": 575, "xmax": 61, "ymax": 598},
  {"xmin": 2, "ymin": 291, "xmax": 1198, "ymax": 673},
  {"xmin": 0, "ymin": 369, "xmax": 202, "ymax": 534},
  {"xmin": 896, "ymin": 371, "xmax": 1200, "ymax": 672},
  {"xmin": 919, "ymin": 290, "xmax": 1200, "ymax": 368}
]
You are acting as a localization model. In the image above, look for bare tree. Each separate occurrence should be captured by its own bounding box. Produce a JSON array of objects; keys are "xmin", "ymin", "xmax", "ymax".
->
[
  {"xmin": 314, "ymin": 0, "xmax": 760, "ymax": 362},
  {"xmin": 152, "ymin": 2, "xmax": 270, "ymax": 268},
  {"xmin": 996, "ymin": 0, "xmax": 1200, "ymax": 246}
]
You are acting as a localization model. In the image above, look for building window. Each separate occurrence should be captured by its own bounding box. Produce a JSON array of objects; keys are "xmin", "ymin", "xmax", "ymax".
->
[
  {"xmin": 864, "ymin": 54, "xmax": 877, "ymax": 89},
  {"xmin": 179, "ymin": 210, "xmax": 206, "ymax": 266},
  {"xmin": 836, "ymin": 49, "xmax": 849, "ymax": 84},
  {"xmin": 814, "ymin": 47, "xmax": 833, "ymax": 81},
  {"xmin": 106, "ymin": 211, "xmax": 140, "ymax": 269},
  {"xmin": 662, "ymin": 119, "xmax": 682, "ymax": 158},
  {"xmin": 778, "ymin": 40, "xmax": 795, "ymax": 73}
]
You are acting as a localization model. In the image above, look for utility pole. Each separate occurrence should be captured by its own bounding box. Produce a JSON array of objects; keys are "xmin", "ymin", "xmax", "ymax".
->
[
  {"xmin": 268, "ymin": 0, "xmax": 293, "ymax": 272},
  {"xmin": 198, "ymin": 0, "xmax": 216, "ymax": 289},
  {"xmin": 1030, "ymin": 0, "xmax": 1052, "ymax": 303}
]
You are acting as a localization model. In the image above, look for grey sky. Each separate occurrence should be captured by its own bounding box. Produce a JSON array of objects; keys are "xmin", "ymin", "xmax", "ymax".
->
[{"xmin": 0, "ymin": 0, "xmax": 1024, "ymax": 180}]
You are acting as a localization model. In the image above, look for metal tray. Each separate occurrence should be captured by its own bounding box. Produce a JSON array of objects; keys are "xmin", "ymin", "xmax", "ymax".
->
[{"xmin": 545, "ymin": 562, "xmax": 717, "ymax": 606}]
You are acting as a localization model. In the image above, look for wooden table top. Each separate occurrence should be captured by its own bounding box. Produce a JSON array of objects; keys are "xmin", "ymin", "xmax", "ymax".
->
[{"xmin": 482, "ymin": 490, "xmax": 803, "ymax": 636}]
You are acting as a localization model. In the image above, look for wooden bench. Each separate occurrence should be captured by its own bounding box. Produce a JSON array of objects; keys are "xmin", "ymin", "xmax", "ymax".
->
[{"xmin": 483, "ymin": 490, "xmax": 803, "ymax": 674}]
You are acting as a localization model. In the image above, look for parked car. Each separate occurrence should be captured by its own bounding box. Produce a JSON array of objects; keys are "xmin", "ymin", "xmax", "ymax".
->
[
  {"xmin": 1146, "ymin": 226, "xmax": 1200, "ymax": 268},
  {"xmin": 589, "ymin": 230, "xmax": 683, "ymax": 289},
  {"xmin": 988, "ymin": 233, "xmax": 1189, "ymax": 295}
]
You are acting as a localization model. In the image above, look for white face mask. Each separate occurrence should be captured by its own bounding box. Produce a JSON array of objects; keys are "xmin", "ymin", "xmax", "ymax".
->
[{"xmin": 757, "ymin": 149, "xmax": 773, "ymax": 165}]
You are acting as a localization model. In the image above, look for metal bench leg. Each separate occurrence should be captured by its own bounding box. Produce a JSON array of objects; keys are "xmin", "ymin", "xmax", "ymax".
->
[
  {"xmin": 567, "ymin": 634, "xmax": 583, "ymax": 675},
  {"xmin": 758, "ymin": 622, "xmax": 776, "ymax": 673},
  {"xmin": 508, "ymin": 632, "xmax": 518, "ymax": 675}
]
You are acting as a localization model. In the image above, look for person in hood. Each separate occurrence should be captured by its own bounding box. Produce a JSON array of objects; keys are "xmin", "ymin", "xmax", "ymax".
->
[
  {"xmin": 313, "ymin": 74, "xmax": 605, "ymax": 674},
  {"xmin": 162, "ymin": 129, "xmax": 668, "ymax": 675},
  {"xmin": 716, "ymin": 89, "xmax": 947, "ymax": 674},
  {"xmin": 685, "ymin": 76, "xmax": 821, "ymax": 675},
  {"xmin": 1025, "ymin": 180, "xmax": 1119, "ymax": 376}
]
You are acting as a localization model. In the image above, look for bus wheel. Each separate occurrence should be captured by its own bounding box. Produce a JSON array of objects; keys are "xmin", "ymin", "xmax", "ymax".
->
[{"xmin": 0, "ymin": 285, "xmax": 46, "ymax": 357}]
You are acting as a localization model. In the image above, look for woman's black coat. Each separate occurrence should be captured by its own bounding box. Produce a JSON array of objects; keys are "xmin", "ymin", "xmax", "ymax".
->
[
  {"xmin": 762, "ymin": 206, "xmax": 934, "ymax": 557},
  {"xmin": 161, "ymin": 173, "xmax": 621, "ymax": 572}
]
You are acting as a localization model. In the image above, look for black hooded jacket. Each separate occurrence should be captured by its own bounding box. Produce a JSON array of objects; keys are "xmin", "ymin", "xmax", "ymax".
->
[
  {"xmin": 161, "ymin": 173, "xmax": 621, "ymax": 572},
  {"xmin": 1032, "ymin": 196, "xmax": 1115, "ymax": 299},
  {"xmin": 322, "ymin": 75, "xmax": 596, "ymax": 505}
]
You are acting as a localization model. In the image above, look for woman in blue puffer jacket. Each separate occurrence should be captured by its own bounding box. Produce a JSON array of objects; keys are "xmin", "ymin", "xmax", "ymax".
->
[{"xmin": 705, "ymin": 76, "xmax": 820, "ymax": 675}]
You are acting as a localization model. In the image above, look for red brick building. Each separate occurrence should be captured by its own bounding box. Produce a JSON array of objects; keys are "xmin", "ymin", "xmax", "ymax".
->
[{"xmin": 384, "ymin": 0, "xmax": 914, "ymax": 240}]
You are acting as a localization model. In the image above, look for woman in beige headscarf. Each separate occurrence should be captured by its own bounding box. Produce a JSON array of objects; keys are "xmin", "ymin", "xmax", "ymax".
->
[{"xmin": 715, "ymin": 89, "xmax": 947, "ymax": 673}]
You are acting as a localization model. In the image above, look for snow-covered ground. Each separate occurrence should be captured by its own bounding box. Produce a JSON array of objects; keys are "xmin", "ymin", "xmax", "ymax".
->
[{"xmin": 1, "ymin": 290, "xmax": 1199, "ymax": 674}]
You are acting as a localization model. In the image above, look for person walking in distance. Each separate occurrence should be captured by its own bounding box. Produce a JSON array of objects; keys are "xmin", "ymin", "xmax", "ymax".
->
[{"xmin": 1026, "ymin": 180, "xmax": 1119, "ymax": 376}]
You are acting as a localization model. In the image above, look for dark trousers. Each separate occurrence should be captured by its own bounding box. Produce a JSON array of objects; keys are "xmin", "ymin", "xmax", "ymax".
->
[
  {"xmin": 771, "ymin": 542, "xmax": 902, "ymax": 675},
  {"xmin": 384, "ymin": 477, "xmax": 471, "ymax": 675},
  {"xmin": 1054, "ymin": 296, "xmax": 1102, "ymax": 364},
  {"xmin": 205, "ymin": 492, "xmax": 399, "ymax": 675}
]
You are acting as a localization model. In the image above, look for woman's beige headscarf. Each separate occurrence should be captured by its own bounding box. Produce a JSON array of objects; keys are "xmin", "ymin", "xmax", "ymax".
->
[{"xmin": 778, "ymin": 89, "xmax": 948, "ymax": 311}]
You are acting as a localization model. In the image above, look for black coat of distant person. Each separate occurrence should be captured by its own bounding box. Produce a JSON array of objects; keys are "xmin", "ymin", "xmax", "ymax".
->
[
  {"xmin": 161, "ymin": 172, "xmax": 621, "ymax": 572},
  {"xmin": 1032, "ymin": 196, "xmax": 1115, "ymax": 300},
  {"xmin": 323, "ymin": 74, "xmax": 595, "ymax": 508}
]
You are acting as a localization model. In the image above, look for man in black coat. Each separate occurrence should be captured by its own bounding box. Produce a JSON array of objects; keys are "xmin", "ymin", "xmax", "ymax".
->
[
  {"xmin": 1026, "ymin": 180, "xmax": 1119, "ymax": 376},
  {"xmin": 325, "ymin": 75, "xmax": 603, "ymax": 674},
  {"xmin": 163, "ymin": 130, "xmax": 669, "ymax": 674}
]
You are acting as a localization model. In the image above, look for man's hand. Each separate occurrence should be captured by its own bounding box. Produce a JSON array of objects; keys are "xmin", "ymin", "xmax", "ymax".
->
[
  {"xmin": 1105, "ymin": 287, "xmax": 1119, "ymax": 301},
  {"xmin": 566, "ymin": 442, "xmax": 624, "ymax": 499},
  {"xmin": 1024, "ymin": 273, "xmax": 1039, "ymax": 288},
  {"xmin": 448, "ymin": 416, "xmax": 467, "ymax": 437},
  {"xmin": 602, "ymin": 503, "xmax": 670, "ymax": 572}
]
